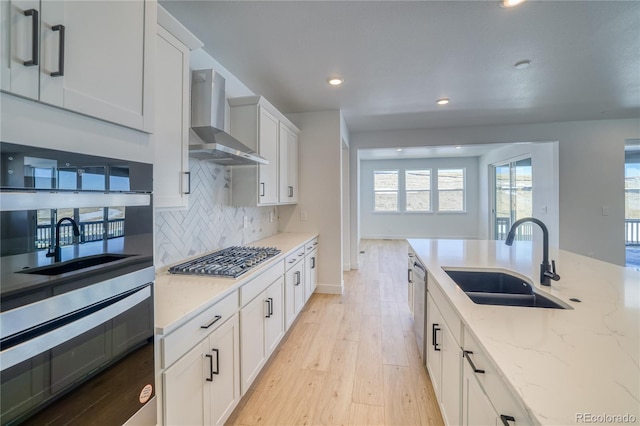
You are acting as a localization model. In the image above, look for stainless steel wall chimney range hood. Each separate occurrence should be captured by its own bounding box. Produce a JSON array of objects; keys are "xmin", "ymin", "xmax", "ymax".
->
[{"xmin": 190, "ymin": 69, "xmax": 267, "ymax": 165}]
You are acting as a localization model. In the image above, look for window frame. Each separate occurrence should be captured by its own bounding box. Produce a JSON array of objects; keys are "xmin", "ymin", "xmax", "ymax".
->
[
  {"xmin": 405, "ymin": 169, "xmax": 432, "ymax": 213},
  {"xmin": 373, "ymin": 169, "xmax": 400, "ymax": 212},
  {"xmin": 436, "ymin": 168, "xmax": 466, "ymax": 213}
]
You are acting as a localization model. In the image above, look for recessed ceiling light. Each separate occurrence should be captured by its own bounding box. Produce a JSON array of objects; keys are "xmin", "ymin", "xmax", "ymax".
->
[
  {"xmin": 328, "ymin": 77, "xmax": 344, "ymax": 86},
  {"xmin": 455, "ymin": 146, "xmax": 462, "ymax": 150},
  {"xmin": 396, "ymin": 148, "xmax": 403, "ymax": 152},
  {"xmin": 514, "ymin": 59, "xmax": 532, "ymax": 69},
  {"xmin": 436, "ymin": 98, "xmax": 450, "ymax": 105},
  {"xmin": 500, "ymin": 0, "xmax": 526, "ymax": 8}
]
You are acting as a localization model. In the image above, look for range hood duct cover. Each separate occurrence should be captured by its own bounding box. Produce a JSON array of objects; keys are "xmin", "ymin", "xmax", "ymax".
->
[{"xmin": 190, "ymin": 69, "xmax": 267, "ymax": 165}]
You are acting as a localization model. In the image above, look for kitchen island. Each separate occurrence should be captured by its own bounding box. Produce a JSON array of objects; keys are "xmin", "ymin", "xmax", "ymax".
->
[{"xmin": 408, "ymin": 239, "xmax": 639, "ymax": 425}]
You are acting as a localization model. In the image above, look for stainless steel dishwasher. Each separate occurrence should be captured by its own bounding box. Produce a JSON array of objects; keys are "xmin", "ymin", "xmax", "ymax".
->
[{"xmin": 412, "ymin": 258, "xmax": 427, "ymax": 362}]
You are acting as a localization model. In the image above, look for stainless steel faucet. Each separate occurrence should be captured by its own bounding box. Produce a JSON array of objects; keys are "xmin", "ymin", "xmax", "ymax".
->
[
  {"xmin": 505, "ymin": 217, "xmax": 560, "ymax": 286},
  {"xmin": 46, "ymin": 217, "xmax": 80, "ymax": 262}
]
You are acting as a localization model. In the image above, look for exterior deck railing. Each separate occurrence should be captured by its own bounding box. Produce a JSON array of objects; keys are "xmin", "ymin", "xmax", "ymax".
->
[
  {"xmin": 496, "ymin": 217, "xmax": 533, "ymax": 241},
  {"xmin": 36, "ymin": 219, "xmax": 125, "ymax": 249},
  {"xmin": 626, "ymin": 219, "xmax": 640, "ymax": 246}
]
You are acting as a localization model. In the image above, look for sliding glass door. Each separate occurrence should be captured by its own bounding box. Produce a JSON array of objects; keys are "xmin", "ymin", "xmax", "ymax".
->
[{"xmin": 493, "ymin": 158, "xmax": 532, "ymax": 240}]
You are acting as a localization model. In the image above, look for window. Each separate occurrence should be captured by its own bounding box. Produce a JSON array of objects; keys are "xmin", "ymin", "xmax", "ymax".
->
[
  {"xmin": 374, "ymin": 170, "xmax": 398, "ymax": 211},
  {"xmin": 406, "ymin": 170, "xmax": 431, "ymax": 211},
  {"xmin": 437, "ymin": 168, "xmax": 465, "ymax": 212}
]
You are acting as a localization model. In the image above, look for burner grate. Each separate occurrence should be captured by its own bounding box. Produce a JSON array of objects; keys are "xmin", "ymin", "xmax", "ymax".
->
[{"xmin": 168, "ymin": 246, "xmax": 281, "ymax": 278}]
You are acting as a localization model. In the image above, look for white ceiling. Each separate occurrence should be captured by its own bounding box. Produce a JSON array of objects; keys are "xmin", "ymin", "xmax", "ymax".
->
[{"xmin": 160, "ymin": 0, "xmax": 640, "ymax": 134}]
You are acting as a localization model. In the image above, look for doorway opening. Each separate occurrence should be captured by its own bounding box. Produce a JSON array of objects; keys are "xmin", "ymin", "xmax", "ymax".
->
[
  {"xmin": 625, "ymin": 140, "xmax": 640, "ymax": 269},
  {"xmin": 493, "ymin": 157, "xmax": 533, "ymax": 241}
]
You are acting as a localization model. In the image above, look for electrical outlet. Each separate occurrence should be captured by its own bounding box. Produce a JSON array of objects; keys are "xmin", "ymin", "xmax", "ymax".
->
[
  {"xmin": 243, "ymin": 216, "xmax": 249, "ymax": 228},
  {"xmin": 602, "ymin": 206, "xmax": 610, "ymax": 216},
  {"xmin": 269, "ymin": 211, "xmax": 275, "ymax": 223},
  {"xmin": 301, "ymin": 209, "xmax": 309, "ymax": 222}
]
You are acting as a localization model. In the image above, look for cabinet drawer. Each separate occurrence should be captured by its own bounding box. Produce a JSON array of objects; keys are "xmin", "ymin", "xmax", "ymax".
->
[
  {"xmin": 428, "ymin": 274, "xmax": 462, "ymax": 346},
  {"xmin": 240, "ymin": 260, "xmax": 284, "ymax": 307},
  {"xmin": 161, "ymin": 290, "xmax": 238, "ymax": 368},
  {"xmin": 463, "ymin": 330, "xmax": 531, "ymax": 424},
  {"xmin": 285, "ymin": 246, "xmax": 305, "ymax": 270},
  {"xmin": 305, "ymin": 237, "xmax": 318, "ymax": 253}
]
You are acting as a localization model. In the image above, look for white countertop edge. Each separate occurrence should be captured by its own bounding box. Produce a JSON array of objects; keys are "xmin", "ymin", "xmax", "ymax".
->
[{"xmin": 154, "ymin": 232, "xmax": 318, "ymax": 335}]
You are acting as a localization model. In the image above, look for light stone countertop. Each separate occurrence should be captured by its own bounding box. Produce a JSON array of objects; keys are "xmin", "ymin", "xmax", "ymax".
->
[
  {"xmin": 155, "ymin": 232, "xmax": 317, "ymax": 335},
  {"xmin": 407, "ymin": 238, "xmax": 640, "ymax": 425}
]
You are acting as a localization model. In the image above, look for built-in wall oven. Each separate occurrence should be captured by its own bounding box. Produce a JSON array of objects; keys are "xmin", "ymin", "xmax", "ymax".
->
[{"xmin": 0, "ymin": 142, "xmax": 155, "ymax": 425}]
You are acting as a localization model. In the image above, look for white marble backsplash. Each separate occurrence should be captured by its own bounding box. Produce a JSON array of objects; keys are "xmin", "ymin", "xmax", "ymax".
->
[{"xmin": 154, "ymin": 159, "xmax": 278, "ymax": 267}]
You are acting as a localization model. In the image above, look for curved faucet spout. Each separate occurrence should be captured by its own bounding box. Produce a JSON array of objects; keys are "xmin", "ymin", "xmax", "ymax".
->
[
  {"xmin": 505, "ymin": 217, "xmax": 559, "ymax": 286},
  {"xmin": 46, "ymin": 217, "xmax": 80, "ymax": 262}
]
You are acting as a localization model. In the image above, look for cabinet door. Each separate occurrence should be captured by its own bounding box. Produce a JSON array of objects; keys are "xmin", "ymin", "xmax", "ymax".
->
[
  {"xmin": 206, "ymin": 314, "xmax": 241, "ymax": 426},
  {"xmin": 426, "ymin": 294, "xmax": 442, "ymax": 396},
  {"xmin": 463, "ymin": 360, "xmax": 498, "ymax": 426},
  {"xmin": 440, "ymin": 321, "xmax": 462, "ymax": 426},
  {"xmin": 153, "ymin": 25, "xmax": 190, "ymax": 209},
  {"xmin": 1, "ymin": 0, "xmax": 40, "ymax": 99},
  {"xmin": 38, "ymin": 0, "xmax": 154, "ymax": 132},
  {"xmin": 278, "ymin": 123, "xmax": 299, "ymax": 204},
  {"xmin": 162, "ymin": 340, "xmax": 207, "ymax": 426},
  {"xmin": 240, "ymin": 292, "xmax": 267, "ymax": 395},
  {"xmin": 287, "ymin": 129, "xmax": 299, "ymax": 203},
  {"xmin": 304, "ymin": 250, "xmax": 317, "ymax": 301},
  {"xmin": 258, "ymin": 107, "xmax": 279, "ymax": 205},
  {"xmin": 265, "ymin": 277, "xmax": 285, "ymax": 356},
  {"xmin": 284, "ymin": 262, "xmax": 304, "ymax": 330}
]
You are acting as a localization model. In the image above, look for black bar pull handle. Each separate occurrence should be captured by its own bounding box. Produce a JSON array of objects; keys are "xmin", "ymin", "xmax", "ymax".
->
[
  {"xmin": 205, "ymin": 354, "xmax": 214, "ymax": 381},
  {"xmin": 294, "ymin": 271, "xmax": 300, "ymax": 286},
  {"xmin": 408, "ymin": 268, "xmax": 413, "ymax": 283},
  {"xmin": 500, "ymin": 415, "xmax": 515, "ymax": 426},
  {"xmin": 184, "ymin": 171, "xmax": 191, "ymax": 194},
  {"xmin": 311, "ymin": 257, "xmax": 316, "ymax": 269},
  {"xmin": 260, "ymin": 182, "xmax": 265, "ymax": 196},
  {"xmin": 51, "ymin": 24, "xmax": 65, "ymax": 77},
  {"xmin": 265, "ymin": 298, "xmax": 272, "ymax": 318},
  {"xmin": 211, "ymin": 348, "xmax": 219, "ymax": 375},
  {"xmin": 268, "ymin": 297, "xmax": 273, "ymax": 316},
  {"xmin": 463, "ymin": 350, "xmax": 485, "ymax": 374},
  {"xmin": 432, "ymin": 324, "xmax": 441, "ymax": 351},
  {"xmin": 288, "ymin": 186, "xmax": 293, "ymax": 197},
  {"xmin": 23, "ymin": 9, "xmax": 39, "ymax": 66},
  {"xmin": 200, "ymin": 315, "xmax": 222, "ymax": 329}
]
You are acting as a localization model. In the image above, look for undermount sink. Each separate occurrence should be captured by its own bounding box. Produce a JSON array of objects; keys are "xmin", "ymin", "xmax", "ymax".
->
[
  {"xmin": 19, "ymin": 254, "xmax": 133, "ymax": 276},
  {"xmin": 444, "ymin": 269, "xmax": 571, "ymax": 310}
]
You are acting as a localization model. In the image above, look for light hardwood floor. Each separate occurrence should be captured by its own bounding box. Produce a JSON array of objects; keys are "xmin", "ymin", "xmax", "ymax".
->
[{"xmin": 226, "ymin": 239, "xmax": 444, "ymax": 426}]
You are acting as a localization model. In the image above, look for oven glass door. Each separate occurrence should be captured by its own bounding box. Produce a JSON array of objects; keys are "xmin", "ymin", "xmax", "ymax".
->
[{"xmin": 0, "ymin": 283, "xmax": 154, "ymax": 425}]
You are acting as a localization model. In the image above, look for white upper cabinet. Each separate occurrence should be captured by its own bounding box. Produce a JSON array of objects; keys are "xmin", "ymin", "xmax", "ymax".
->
[
  {"xmin": 278, "ymin": 122, "xmax": 299, "ymax": 204},
  {"xmin": 1, "ymin": 0, "xmax": 156, "ymax": 132},
  {"xmin": 153, "ymin": 5, "xmax": 202, "ymax": 210},
  {"xmin": 229, "ymin": 96, "xmax": 300, "ymax": 206}
]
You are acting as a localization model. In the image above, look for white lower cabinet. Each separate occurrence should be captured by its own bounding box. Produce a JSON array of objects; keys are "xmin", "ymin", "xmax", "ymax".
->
[
  {"xmin": 284, "ymin": 247, "xmax": 305, "ymax": 330},
  {"xmin": 240, "ymin": 276, "xmax": 285, "ymax": 394},
  {"xmin": 425, "ymin": 271, "xmax": 532, "ymax": 426},
  {"xmin": 304, "ymin": 246, "xmax": 318, "ymax": 302},
  {"xmin": 462, "ymin": 359, "xmax": 499, "ymax": 426},
  {"xmin": 163, "ymin": 313, "xmax": 240, "ymax": 426},
  {"xmin": 462, "ymin": 330, "xmax": 531, "ymax": 426},
  {"xmin": 425, "ymin": 291, "xmax": 461, "ymax": 426}
]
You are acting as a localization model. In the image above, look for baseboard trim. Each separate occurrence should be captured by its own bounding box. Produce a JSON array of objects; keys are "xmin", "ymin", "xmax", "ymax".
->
[{"xmin": 315, "ymin": 283, "xmax": 343, "ymax": 295}]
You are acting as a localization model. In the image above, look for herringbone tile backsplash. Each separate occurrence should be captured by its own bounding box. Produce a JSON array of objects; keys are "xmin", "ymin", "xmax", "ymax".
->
[{"xmin": 154, "ymin": 159, "xmax": 278, "ymax": 267}]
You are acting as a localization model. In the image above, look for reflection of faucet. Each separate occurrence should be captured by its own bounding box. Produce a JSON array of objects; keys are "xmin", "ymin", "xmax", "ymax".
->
[
  {"xmin": 46, "ymin": 217, "xmax": 80, "ymax": 262},
  {"xmin": 505, "ymin": 217, "xmax": 560, "ymax": 286}
]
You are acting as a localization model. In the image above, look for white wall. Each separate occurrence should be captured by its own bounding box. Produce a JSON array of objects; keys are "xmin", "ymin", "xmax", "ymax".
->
[
  {"xmin": 478, "ymin": 142, "xmax": 559, "ymax": 248},
  {"xmin": 279, "ymin": 111, "xmax": 344, "ymax": 293},
  {"xmin": 360, "ymin": 157, "xmax": 480, "ymax": 239},
  {"xmin": 350, "ymin": 118, "xmax": 640, "ymax": 266}
]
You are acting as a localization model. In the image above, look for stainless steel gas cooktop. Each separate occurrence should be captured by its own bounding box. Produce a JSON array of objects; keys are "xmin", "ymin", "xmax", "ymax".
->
[{"xmin": 168, "ymin": 246, "xmax": 281, "ymax": 278}]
